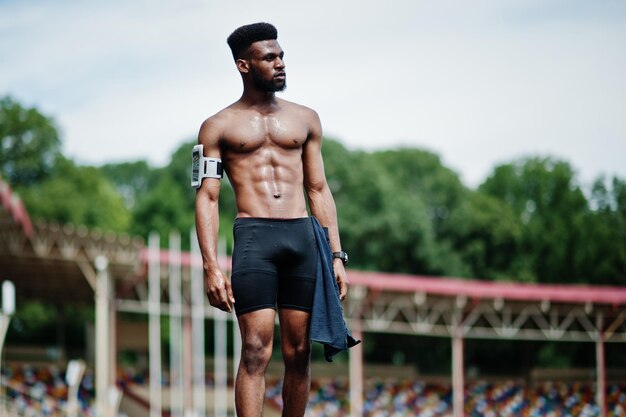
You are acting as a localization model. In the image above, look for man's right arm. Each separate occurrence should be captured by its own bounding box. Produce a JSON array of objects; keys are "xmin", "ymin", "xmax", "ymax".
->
[{"xmin": 195, "ymin": 117, "xmax": 234, "ymax": 313}]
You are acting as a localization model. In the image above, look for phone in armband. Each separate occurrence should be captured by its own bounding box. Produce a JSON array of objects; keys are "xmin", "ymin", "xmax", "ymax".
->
[{"xmin": 191, "ymin": 144, "xmax": 223, "ymax": 188}]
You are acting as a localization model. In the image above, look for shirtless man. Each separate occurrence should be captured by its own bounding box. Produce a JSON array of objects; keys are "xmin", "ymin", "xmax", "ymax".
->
[{"xmin": 194, "ymin": 23, "xmax": 348, "ymax": 417}]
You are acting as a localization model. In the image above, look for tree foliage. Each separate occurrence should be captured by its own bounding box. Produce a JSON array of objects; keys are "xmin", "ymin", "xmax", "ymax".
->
[
  {"xmin": 577, "ymin": 176, "xmax": 626, "ymax": 284},
  {"xmin": 3, "ymin": 96, "xmax": 624, "ymax": 285},
  {"xmin": 446, "ymin": 192, "xmax": 526, "ymax": 281},
  {"xmin": 480, "ymin": 157, "xmax": 600, "ymax": 283},
  {"xmin": 17, "ymin": 156, "xmax": 131, "ymax": 232},
  {"xmin": 0, "ymin": 96, "xmax": 61, "ymax": 186},
  {"xmin": 323, "ymin": 142, "xmax": 468, "ymax": 276},
  {"xmin": 100, "ymin": 160, "xmax": 152, "ymax": 209}
]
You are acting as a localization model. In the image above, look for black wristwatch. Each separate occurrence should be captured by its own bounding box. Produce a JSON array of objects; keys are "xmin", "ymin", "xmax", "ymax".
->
[{"xmin": 333, "ymin": 251, "xmax": 349, "ymax": 265}]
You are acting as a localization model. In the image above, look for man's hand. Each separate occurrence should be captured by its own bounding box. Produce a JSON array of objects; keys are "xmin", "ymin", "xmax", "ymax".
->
[
  {"xmin": 333, "ymin": 258, "xmax": 348, "ymax": 301},
  {"xmin": 205, "ymin": 268, "xmax": 235, "ymax": 313}
]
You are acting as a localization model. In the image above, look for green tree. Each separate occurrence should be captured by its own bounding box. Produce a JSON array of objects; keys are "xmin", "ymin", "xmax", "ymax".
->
[
  {"xmin": 480, "ymin": 157, "xmax": 588, "ymax": 284},
  {"xmin": 374, "ymin": 148, "xmax": 473, "ymax": 276},
  {"xmin": 375, "ymin": 147, "xmax": 467, "ymax": 235},
  {"xmin": 446, "ymin": 191, "xmax": 527, "ymax": 281},
  {"xmin": 322, "ymin": 141, "xmax": 469, "ymax": 276},
  {"xmin": 0, "ymin": 95, "xmax": 61, "ymax": 186},
  {"xmin": 7, "ymin": 301, "xmax": 59, "ymax": 344},
  {"xmin": 131, "ymin": 176, "xmax": 191, "ymax": 239},
  {"xmin": 17, "ymin": 157, "xmax": 131, "ymax": 232},
  {"xmin": 576, "ymin": 176, "xmax": 626, "ymax": 285},
  {"xmin": 100, "ymin": 160, "xmax": 153, "ymax": 209}
]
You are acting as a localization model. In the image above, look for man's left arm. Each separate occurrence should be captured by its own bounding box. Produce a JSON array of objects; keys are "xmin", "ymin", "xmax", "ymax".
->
[{"xmin": 302, "ymin": 110, "xmax": 348, "ymax": 301}]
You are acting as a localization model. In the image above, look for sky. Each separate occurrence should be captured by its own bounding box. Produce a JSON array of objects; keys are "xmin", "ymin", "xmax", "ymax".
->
[{"xmin": 2, "ymin": 0, "xmax": 625, "ymax": 188}]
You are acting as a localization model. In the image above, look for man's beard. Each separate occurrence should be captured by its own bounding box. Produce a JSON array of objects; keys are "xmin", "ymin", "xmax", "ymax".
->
[{"xmin": 251, "ymin": 67, "xmax": 286, "ymax": 92}]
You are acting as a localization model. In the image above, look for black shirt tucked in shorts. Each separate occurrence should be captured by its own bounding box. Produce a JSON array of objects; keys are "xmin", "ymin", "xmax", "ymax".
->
[{"xmin": 231, "ymin": 217, "xmax": 317, "ymax": 316}]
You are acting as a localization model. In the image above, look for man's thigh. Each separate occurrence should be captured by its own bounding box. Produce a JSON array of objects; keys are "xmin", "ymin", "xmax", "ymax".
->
[
  {"xmin": 237, "ymin": 308, "xmax": 276, "ymax": 346},
  {"xmin": 278, "ymin": 309, "xmax": 311, "ymax": 349}
]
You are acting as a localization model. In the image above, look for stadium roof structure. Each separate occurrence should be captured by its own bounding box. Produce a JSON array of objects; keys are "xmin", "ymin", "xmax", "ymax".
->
[
  {"xmin": 2, "ymin": 175, "xmax": 626, "ymax": 417},
  {"xmin": 0, "ymin": 177, "xmax": 142, "ymax": 304},
  {"xmin": 349, "ymin": 270, "xmax": 626, "ymax": 306}
]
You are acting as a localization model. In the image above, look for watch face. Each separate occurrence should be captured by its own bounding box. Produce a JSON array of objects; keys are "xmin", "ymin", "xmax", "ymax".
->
[{"xmin": 334, "ymin": 251, "xmax": 348, "ymax": 265}]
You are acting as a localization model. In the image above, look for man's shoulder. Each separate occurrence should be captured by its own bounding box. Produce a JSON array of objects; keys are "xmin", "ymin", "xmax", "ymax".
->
[
  {"xmin": 277, "ymin": 98, "xmax": 320, "ymax": 126},
  {"xmin": 199, "ymin": 103, "xmax": 240, "ymax": 132},
  {"xmin": 278, "ymin": 98, "xmax": 318, "ymax": 117},
  {"xmin": 205, "ymin": 103, "xmax": 239, "ymax": 123}
]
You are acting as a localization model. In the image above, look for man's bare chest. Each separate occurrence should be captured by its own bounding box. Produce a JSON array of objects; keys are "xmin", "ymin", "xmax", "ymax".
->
[{"xmin": 222, "ymin": 113, "xmax": 309, "ymax": 152}]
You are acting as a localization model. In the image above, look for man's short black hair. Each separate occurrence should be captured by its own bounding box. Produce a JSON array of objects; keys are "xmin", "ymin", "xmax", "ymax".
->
[{"xmin": 227, "ymin": 22, "xmax": 278, "ymax": 60}]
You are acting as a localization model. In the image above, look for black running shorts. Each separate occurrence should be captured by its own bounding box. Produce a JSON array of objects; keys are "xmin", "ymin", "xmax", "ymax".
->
[{"xmin": 231, "ymin": 217, "xmax": 317, "ymax": 316}]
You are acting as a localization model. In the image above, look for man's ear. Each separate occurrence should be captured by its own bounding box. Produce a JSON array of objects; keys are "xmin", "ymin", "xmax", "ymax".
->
[{"xmin": 236, "ymin": 59, "xmax": 249, "ymax": 74}]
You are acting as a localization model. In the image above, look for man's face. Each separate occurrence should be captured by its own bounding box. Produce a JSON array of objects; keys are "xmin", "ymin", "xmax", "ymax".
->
[{"xmin": 246, "ymin": 40, "xmax": 286, "ymax": 92}]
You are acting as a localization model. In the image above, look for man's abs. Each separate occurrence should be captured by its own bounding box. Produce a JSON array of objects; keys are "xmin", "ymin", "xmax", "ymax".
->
[
  {"xmin": 223, "ymin": 139, "xmax": 309, "ymax": 218},
  {"xmin": 232, "ymin": 180, "xmax": 308, "ymax": 218}
]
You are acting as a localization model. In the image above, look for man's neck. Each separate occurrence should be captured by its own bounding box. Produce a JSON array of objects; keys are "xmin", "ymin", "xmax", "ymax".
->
[{"xmin": 240, "ymin": 88, "xmax": 278, "ymax": 107}]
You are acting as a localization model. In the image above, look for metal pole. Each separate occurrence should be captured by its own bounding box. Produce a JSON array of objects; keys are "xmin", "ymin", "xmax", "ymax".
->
[
  {"xmin": 349, "ymin": 319, "xmax": 363, "ymax": 417},
  {"xmin": 214, "ymin": 239, "xmax": 228, "ymax": 417},
  {"xmin": 183, "ymin": 313, "xmax": 194, "ymax": 417},
  {"xmin": 596, "ymin": 313, "xmax": 606, "ymax": 417},
  {"xmin": 0, "ymin": 315, "xmax": 10, "ymax": 367},
  {"xmin": 170, "ymin": 231, "xmax": 184, "ymax": 417},
  {"xmin": 452, "ymin": 323, "xmax": 464, "ymax": 417},
  {"xmin": 214, "ymin": 309, "xmax": 228, "ymax": 417},
  {"xmin": 191, "ymin": 230, "xmax": 206, "ymax": 417},
  {"xmin": 0, "ymin": 281, "xmax": 15, "ymax": 359},
  {"xmin": 108, "ymin": 272, "xmax": 117, "ymax": 395},
  {"xmin": 65, "ymin": 359, "xmax": 86, "ymax": 417},
  {"xmin": 67, "ymin": 382, "xmax": 80, "ymax": 417},
  {"xmin": 229, "ymin": 239, "xmax": 240, "ymax": 417},
  {"xmin": 0, "ymin": 312, "xmax": 12, "ymax": 414},
  {"xmin": 0, "ymin": 282, "xmax": 15, "ymax": 415},
  {"xmin": 108, "ymin": 385, "xmax": 123, "ymax": 417},
  {"xmin": 148, "ymin": 233, "xmax": 162, "ymax": 417},
  {"xmin": 95, "ymin": 256, "xmax": 110, "ymax": 417},
  {"xmin": 233, "ymin": 313, "xmax": 241, "ymax": 416}
]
